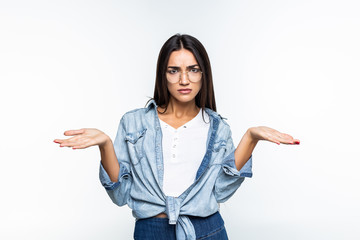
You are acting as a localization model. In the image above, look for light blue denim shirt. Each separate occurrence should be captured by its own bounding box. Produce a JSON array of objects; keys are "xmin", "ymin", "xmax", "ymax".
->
[{"xmin": 99, "ymin": 99, "xmax": 253, "ymax": 240}]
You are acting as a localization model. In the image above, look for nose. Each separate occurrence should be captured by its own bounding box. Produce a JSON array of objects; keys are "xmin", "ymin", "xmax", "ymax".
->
[{"xmin": 179, "ymin": 71, "xmax": 190, "ymax": 84}]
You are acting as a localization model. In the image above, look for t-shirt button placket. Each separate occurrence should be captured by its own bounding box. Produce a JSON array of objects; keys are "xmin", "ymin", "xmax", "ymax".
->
[{"xmin": 172, "ymin": 130, "xmax": 179, "ymax": 159}]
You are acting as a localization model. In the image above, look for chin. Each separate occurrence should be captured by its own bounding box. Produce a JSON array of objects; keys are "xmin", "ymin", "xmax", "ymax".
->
[{"xmin": 172, "ymin": 95, "xmax": 196, "ymax": 104}]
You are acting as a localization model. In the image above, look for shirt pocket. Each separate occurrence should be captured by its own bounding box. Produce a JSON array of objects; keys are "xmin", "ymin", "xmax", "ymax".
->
[
  {"xmin": 211, "ymin": 139, "xmax": 228, "ymax": 165},
  {"xmin": 124, "ymin": 128, "xmax": 147, "ymax": 165}
]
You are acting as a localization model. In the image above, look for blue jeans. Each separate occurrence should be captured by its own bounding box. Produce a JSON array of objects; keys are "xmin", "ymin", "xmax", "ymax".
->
[{"xmin": 133, "ymin": 211, "xmax": 228, "ymax": 240}]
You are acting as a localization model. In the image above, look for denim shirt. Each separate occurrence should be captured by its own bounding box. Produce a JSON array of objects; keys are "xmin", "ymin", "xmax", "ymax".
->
[{"xmin": 99, "ymin": 99, "xmax": 253, "ymax": 240}]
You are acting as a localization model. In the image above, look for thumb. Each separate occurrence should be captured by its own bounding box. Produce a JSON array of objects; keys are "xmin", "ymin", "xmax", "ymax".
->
[{"xmin": 64, "ymin": 128, "xmax": 85, "ymax": 136}]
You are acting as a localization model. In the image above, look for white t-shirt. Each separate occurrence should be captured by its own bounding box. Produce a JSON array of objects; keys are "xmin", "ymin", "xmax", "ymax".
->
[{"xmin": 159, "ymin": 109, "xmax": 210, "ymax": 197}]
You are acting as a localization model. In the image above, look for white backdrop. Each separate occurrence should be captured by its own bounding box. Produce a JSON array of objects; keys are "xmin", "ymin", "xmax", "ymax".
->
[{"xmin": 1, "ymin": 0, "xmax": 359, "ymax": 239}]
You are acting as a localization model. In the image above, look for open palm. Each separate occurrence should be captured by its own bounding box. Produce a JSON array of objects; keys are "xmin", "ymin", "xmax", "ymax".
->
[
  {"xmin": 249, "ymin": 126, "xmax": 300, "ymax": 145},
  {"xmin": 53, "ymin": 128, "xmax": 110, "ymax": 149}
]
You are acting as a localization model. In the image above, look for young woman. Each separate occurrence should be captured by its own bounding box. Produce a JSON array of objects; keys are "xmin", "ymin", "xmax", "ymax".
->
[{"xmin": 54, "ymin": 34, "xmax": 300, "ymax": 240}]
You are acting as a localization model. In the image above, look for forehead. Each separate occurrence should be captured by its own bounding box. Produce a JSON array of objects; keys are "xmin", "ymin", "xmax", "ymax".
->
[{"xmin": 167, "ymin": 49, "xmax": 198, "ymax": 66}]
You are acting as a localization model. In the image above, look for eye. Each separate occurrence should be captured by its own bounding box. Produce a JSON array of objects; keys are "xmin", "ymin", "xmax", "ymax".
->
[
  {"xmin": 167, "ymin": 69, "xmax": 178, "ymax": 74},
  {"xmin": 189, "ymin": 68, "xmax": 200, "ymax": 73}
]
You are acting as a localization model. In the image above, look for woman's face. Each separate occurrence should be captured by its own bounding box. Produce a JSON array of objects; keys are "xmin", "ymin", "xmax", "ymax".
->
[{"xmin": 166, "ymin": 49, "xmax": 202, "ymax": 105}]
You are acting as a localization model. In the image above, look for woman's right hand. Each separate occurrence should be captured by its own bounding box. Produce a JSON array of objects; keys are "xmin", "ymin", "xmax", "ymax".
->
[{"xmin": 53, "ymin": 128, "xmax": 111, "ymax": 149}]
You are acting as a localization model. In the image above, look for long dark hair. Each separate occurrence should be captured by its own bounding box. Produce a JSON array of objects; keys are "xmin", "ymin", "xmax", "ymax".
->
[{"xmin": 146, "ymin": 34, "xmax": 217, "ymax": 115}]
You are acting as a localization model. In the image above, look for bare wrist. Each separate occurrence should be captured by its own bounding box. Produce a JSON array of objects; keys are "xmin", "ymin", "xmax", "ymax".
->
[
  {"xmin": 99, "ymin": 136, "xmax": 112, "ymax": 149},
  {"xmin": 247, "ymin": 127, "xmax": 259, "ymax": 143}
]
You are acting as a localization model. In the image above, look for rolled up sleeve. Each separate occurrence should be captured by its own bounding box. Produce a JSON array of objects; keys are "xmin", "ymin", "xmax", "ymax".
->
[
  {"xmin": 99, "ymin": 115, "xmax": 132, "ymax": 206},
  {"xmin": 214, "ymin": 128, "xmax": 253, "ymax": 203},
  {"xmin": 222, "ymin": 148, "xmax": 253, "ymax": 178},
  {"xmin": 99, "ymin": 160, "xmax": 131, "ymax": 190}
]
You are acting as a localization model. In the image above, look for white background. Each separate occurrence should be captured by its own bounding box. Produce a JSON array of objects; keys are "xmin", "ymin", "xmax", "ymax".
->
[{"xmin": 1, "ymin": 0, "xmax": 359, "ymax": 239}]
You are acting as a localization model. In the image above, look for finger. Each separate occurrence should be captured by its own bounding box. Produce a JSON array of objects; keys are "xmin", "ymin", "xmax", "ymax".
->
[
  {"xmin": 280, "ymin": 133, "xmax": 300, "ymax": 144},
  {"xmin": 64, "ymin": 135, "xmax": 82, "ymax": 143},
  {"xmin": 60, "ymin": 142, "xmax": 76, "ymax": 147},
  {"xmin": 277, "ymin": 133, "xmax": 294, "ymax": 144},
  {"xmin": 72, "ymin": 143, "xmax": 90, "ymax": 149},
  {"xmin": 54, "ymin": 138, "xmax": 76, "ymax": 143},
  {"xmin": 63, "ymin": 137, "xmax": 91, "ymax": 148},
  {"xmin": 267, "ymin": 131, "xmax": 283, "ymax": 145},
  {"xmin": 276, "ymin": 133, "xmax": 290, "ymax": 142},
  {"xmin": 64, "ymin": 129, "xmax": 85, "ymax": 136},
  {"xmin": 281, "ymin": 133, "xmax": 293, "ymax": 139},
  {"xmin": 268, "ymin": 136, "xmax": 280, "ymax": 145},
  {"xmin": 54, "ymin": 139, "xmax": 74, "ymax": 146},
  {"xmin": 60, "ymin": 139, "xmax": 83, "ymax": 147},
  {"xmin": 72, "ymin": 139, "xmax": 93, "ymax": 149},
  {"xmin": 272, "ymin": 135, "xmax": 293, "ymax": 145},
  {"xmin": 283, "ymin": 137, "xmax": 300, "ymax": 145}
]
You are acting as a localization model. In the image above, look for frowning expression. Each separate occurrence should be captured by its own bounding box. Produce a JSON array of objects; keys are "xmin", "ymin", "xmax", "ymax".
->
[{"xmin": 166, "ymin": 49, "xmax": 202, "ymax": 104}]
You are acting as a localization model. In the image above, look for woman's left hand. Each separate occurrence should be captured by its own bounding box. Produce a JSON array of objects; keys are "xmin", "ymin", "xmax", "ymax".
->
[{"xmin": 248, "ymin": 126, "xmax": 300, "ymax": 145}]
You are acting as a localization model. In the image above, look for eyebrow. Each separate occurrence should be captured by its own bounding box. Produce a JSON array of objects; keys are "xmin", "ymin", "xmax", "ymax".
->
[{"xmin": 167, "ymin": 64, "xmax": 200, "ymax": 69}]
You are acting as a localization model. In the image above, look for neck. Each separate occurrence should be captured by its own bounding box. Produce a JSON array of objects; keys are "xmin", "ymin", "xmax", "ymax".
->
[{"xmin": 159, "ymin": 97, "xmax": 199, "ymax": 119}]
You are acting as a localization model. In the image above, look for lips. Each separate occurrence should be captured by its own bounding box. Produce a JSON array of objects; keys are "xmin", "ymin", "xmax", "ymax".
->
[{"xmin": 178, "ymin": 89, "xmax": 192, "ymax": 94}]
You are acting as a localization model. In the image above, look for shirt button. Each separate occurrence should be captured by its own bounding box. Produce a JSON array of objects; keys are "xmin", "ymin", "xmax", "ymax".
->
[
  {"xmin": 173, "ymin": 144, "xmax": 176, "ymax": 148},
  {"xmin": 172, "ymin": 154, "xmax": 176, "ymax": 158},
  {"xmin": 184, "ymin": 126, "xmax": 187, "ymax": 128}
]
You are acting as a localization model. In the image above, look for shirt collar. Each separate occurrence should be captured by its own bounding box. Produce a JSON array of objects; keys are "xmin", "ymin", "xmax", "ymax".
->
[{"xmin": 145, "ymin": 98, "xmax": 158, "ymax": 113}]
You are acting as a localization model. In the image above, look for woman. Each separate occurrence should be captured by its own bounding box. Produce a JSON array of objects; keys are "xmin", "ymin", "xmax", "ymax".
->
[{"xmin": 54, "ymin": 34, "xmax": 300, "ymax": 240}]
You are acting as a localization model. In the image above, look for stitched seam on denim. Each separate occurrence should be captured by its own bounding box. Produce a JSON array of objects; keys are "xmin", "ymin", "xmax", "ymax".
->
[
  {"xmin": 197, "ymin": 225, "xmax": 225, "ymax": 240},
  {"xmin": 104, "ymin": 181, "xmax": 120, "ymax": 191}
]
